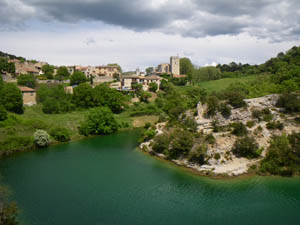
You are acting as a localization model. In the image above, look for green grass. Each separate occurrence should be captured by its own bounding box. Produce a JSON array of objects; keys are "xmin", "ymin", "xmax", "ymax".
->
[{"xmin": 196, "ymin": 75, "xmax": 259, "ymax": 93}]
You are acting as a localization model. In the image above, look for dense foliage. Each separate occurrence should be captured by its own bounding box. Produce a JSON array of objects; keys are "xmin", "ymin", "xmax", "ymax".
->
[
  {"xmin": 34, "ymin": 129, "xmax": 50, "ymax": 147},
  {"xmin": 70, "ymin": 71, "xmax": 87, "ymax": 85},
  {"xmin": 17, "ymin": 74, "xmax": 36, "ymax": 88},
  {"xmin": 79, "ymin": 107, "xmax": 118, "ymax": 136},
  {"xmin": 232, "ymin": 136, "xmax": 260, "ymax": 159},
  {"xmin": 0, "ymin": 83, "xmax": 24, "ymax": 114},
  {"xmin": 50, "ymin": 127, "xmax": 71, "ymax": 142},
  {"xmin": 260, "ymin": 133, "xmax": 300, "ymax": 176}
]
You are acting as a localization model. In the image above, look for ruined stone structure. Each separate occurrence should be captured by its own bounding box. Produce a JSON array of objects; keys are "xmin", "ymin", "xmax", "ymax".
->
[{"xmin": 170, "ymin": 56, "xmax": 180, "ymax": 75}]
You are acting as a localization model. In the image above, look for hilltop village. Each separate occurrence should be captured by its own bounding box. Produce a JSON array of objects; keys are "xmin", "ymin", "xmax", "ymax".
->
[
  {"xmin": 1, "ymin": 55, "xmax": 183, "ymax": 106},
  {"xmin": 1, "ymin": 46, "xmax": 300, "ymax": 178}
]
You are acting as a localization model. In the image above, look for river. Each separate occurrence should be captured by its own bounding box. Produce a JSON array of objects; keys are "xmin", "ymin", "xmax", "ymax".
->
[{"xmin": 1, "ymin": 130, "xmax": 300, "ymax": 225}]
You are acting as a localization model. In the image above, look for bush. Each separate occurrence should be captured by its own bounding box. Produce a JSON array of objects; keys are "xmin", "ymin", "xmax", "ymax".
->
[
  {"xmin": 224, "ymin": 91, "xmax": 246, "ymax": 108},
  {"xmin": 140, "ymin": 129, "xmax": 156, "ymax": 142},
  {"xmin": 231, "ymin": 122, "xmax": 248, "ymax": 136},
  {"xmin": 260, "ymin": 135, "xmax": 295, "ymax": 175},
  {"xmin": 276, "ymin": 93, "xmax": 300, "ymax": 113},
  {"xmin": 206, "ymin": 96, "xmax": 219, "ymax": 117},
  {"xmin": 246, "ymin": 120, "xmax": 255, "ymax": 128},
  {"xmin": 0, "ymin": 105, "xmax": 7, "ymax": 121},
  {"xmin": 232, "ymin": 136, "xmax": 259, "ymax": 158},
  {"xmin": 266, "ymin": 121, "xmax": 284, "ymax": 130},
  {"xmin": 188, "ymin": 145, "xmax": 207, "ymax": 165},
  {"xmin": 219, "ymin": 103, "xmax": 231, "ymax": 118},
  {"xmin": 214, "ymin": 153, "xmax": 221, "ymax": 160},
  {"xmin": 0, "ymin": 83, "xmax": 24, "ymax": 114},
  {"xmin": 50, "ymin": 127, "xmax": 71, "ymax": 142},
  {"xmin": 0, "ymin": 136, "xmax": 34, "ymax": 156},
  {"xmin": 79, "ymin": 107, "xmax": 118, "ymax": 136},
  {"xmin": 149, "ymin": 82, "xmax": 158, "ymax": 92},
  {"xmin": 17, "ymin": 74, "xmax": 36, "ymax": 88},
  {"xmin": 168, "ymin": 129, "xmax": 193, "ymax": 159},
  {"xmin": 205, "ymin": 133, "xmax": 216, "ymax": 144},
  {"xmin": 70, "ymin": 71, "xmax": 87, "ymax": 85},
  {"xmin": 152, "ymin": 133, "xmax": 170, "ymax": 153},
  {"xmin": 34, "ymin": 129, "xmax": 50, "ymax": 148}
]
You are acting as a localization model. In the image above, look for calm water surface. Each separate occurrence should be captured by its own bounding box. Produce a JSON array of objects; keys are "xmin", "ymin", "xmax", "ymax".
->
[{"xmin": 1, "ymin": 130, "xmax": 300, "ymax": 225}]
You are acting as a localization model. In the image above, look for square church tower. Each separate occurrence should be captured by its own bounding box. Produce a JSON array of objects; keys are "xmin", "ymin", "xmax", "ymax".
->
[{"xmin": 170, "ymin": 56, "xmax": 180, "ymax": 75}]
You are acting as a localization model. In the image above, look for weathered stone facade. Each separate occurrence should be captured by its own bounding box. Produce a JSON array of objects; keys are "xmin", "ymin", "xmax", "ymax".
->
[{"xmin": 18, "ymin": 86, "xmax": 36, "ymax": 106}]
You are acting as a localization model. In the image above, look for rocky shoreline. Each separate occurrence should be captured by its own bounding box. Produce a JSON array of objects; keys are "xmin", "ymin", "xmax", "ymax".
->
[{"xmin": 140, "ymin": 94, "xmax": 300, "ymax": 176}]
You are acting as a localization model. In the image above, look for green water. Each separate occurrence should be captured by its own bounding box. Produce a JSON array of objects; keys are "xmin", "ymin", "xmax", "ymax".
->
[{"xmin": 1, "ymin": 130, "xmax": 300, "ymax": 225}]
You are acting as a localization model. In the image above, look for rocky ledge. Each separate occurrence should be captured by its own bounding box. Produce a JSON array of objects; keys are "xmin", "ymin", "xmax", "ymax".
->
[{"xmin": 140, "ymin": 94, "xmax": 300, "ymax": 176}]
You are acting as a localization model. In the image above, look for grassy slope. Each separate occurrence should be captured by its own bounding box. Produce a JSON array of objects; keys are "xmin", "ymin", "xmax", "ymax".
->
[
  {"xmin": 196, "ymin": 75, "xmax": 258, "ymax": 93},
  {"xmin": 0, "ymin": 104, "xmax": 158, "ymax": 144}
]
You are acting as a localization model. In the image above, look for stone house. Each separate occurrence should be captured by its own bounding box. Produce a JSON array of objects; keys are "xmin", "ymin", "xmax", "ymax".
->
[
  {"xmin": 121, "ymin": 75, "xmax": 162, "ymax": 91},
  {"xmin": 95, "ymin": 66, "xmax": 121, "ymax": 77},
  {"xmin": 18, "ymin": 86, "xmax": 37, "ymax": 106}
]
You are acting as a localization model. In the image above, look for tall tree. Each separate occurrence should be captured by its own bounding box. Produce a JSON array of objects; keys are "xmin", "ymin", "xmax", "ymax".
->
[
  {"xmin": 180, "ymin": 57, "xmax": 194, "ymax": 81},
  {"xmin": 0, "ymin": 83, "xmax": 24, "ymax": 114}
]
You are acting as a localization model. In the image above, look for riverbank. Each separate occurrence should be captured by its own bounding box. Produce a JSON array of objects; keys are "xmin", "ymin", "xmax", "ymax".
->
[{"xmin": 0, "ymin": 104, "xmax": 158, "ymax": 158}]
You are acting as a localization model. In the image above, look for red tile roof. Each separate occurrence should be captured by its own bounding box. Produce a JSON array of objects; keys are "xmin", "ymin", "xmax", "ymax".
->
[{"xmin": 18, "ymin": 86, "xmax": 36, "ymax": 92}]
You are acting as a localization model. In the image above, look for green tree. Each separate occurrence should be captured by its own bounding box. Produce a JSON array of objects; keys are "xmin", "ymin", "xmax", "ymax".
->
[
  {"xmin": 180, "ymin": 57, "xmax": 194, "ymax": 81},
  {"xmin": 0, "ymin": 74, "xmax": 3, "ymax": 90},
  {"xmin": 17, "ymin": 74, "xmax": 36, "ymax": 88},
  {"xmin": 79, "ymin": 107, "xmax": 118, "ymax": 136},
  {"xmin": 232, "ymin": 136, "xmax": 259, "ymax": 159},
  {"xmin": 70, "ymin": 71, "xmax": 87, "ymax": 85},
  {"xmin": 0, "ymin": 83, "xmax": 23, "ymax": 114},
  {"xmin": 73, "ymin": 83, "xmax": 94, "ymax": 108},
  {"xmin": 149, "ymin": 82, "xmax": 158, "ymax": 92},
  {"xmin": 41, "ymin": 64, "xmax": 54, "ymax": 79},
  {"xmin": 168, "ymin": 129, "xmax": 193, "ymax": 159},
  {"xmin": 55, "ymin": 66, "xmax": 70, "ymax": 80},
  {"xmin": 93, "ymin": 83, "xmax": 127, "ymax": 113},
  {"xmin": 50, "ymin": 127, "xmax": 71, "ymax": 142},
  {"xmin": 139, "ymin": 91, "xmax": 152, "ymax": 103}
]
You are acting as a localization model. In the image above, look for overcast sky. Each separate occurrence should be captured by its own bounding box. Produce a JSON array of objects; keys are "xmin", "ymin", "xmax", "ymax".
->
[{"xmin": 0, "ymin": 0, "xmax": 299, "ymax": 71}]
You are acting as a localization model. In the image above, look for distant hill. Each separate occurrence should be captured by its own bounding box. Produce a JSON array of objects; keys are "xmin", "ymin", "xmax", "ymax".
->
[{"xmin": 0, "ymin": 50, "xmax": 26, "ymax": 62}]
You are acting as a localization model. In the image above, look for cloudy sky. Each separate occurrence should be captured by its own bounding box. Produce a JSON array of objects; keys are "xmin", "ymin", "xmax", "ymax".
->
[{"xmin": 0, "ymin": 0, "xmax": 299, "ymax": 71}]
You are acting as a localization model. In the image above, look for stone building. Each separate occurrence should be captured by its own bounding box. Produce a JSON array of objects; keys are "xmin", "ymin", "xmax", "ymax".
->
[
  {"xmin": 170, "ymin": 56, "xmax": 180, "ymax": 75},
  {"xmin": 18, "ymin": 86, "xmax": 36, "ymax": 106},
  {"xmin": 121, "ymin": 75, "xmax": 162, "ymax": 91}
]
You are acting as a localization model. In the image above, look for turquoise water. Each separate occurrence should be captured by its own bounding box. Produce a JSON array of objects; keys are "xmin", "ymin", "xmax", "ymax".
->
[{"xmin": 1, "ymin": 130, "xmax": 300, "ymax": 225}]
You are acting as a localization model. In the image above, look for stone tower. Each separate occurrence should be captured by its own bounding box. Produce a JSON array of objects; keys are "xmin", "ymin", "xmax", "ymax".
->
[{"xmin": 170, "ymin": 56, "xmax": 180, "ymax": 75}]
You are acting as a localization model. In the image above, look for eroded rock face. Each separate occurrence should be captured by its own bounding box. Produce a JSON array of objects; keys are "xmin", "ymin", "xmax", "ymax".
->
[{"xmin": 140, "ymin": 94, "xmax": 300, "ymax": 176}]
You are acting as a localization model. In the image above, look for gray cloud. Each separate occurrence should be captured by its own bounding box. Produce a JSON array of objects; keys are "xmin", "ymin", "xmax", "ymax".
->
[{"xmin": 1, "ymin": 0, "xmax": 300, "ymax": 41}]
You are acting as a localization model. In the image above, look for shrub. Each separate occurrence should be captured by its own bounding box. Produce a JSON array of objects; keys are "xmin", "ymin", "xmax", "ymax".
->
[
  {"xmin": 0, "ymin": 136, "xmax": 34, "ymax": 156},
  {"xmin": 219, "ymin": 103, "xmax": 231, "ymax": 118},
  {"xmin": 224, "ymin": 91, "xmax": 246, "ymax": 108},
  {"xmin": 17, "ymin": 74, "xmax": 36, "ymax": 88},
  {"xmin": 152, "ymin": 133, "xmax": 170, "ymax": 154},
  {"xmin": 0, "ymin": 83, "xmax": 24, "ymax": 114},
  {"xmin": 252, "ymin": 109, "xmax": 262, "ymax": 120},
  {"xmin": 79, "ymin": 107, "xmax": 118, "ymax": 136},
  {"xmin": 232, "ymin": 136, "xmax": 259, "ymax": 158},
  {"xmin": 188, "ymin": 145, "xmax": 207, "ymax": 165},
  {"xmin": 34, "ymin": 129, "xmax": 50, "ymax": 148},
  {"xmin": 231, "ymin": 122, "xmax": 248, "ymax": 136},
  {"xmin": 276, "ymin": 93, "xmax": 300, "ymax": 113},
  {"xmin": 168, "ymin": 129, "xmax": 193, "ymax": 159},
  {"xmin": 266, "ymin": 121, "xmax": 284, "ymax": 130},
  {"xmin": 0, "ymin": 105, "xmax": 7, "ymax": 121},
  {"xmin": 140, "ymin": 129, "xmax": 156, "ymax": 142},
  {"xmin": 50, "ymin": 127, "xmax": 71, "ymax": 142},
  {"xmin": 246, "ymin": 120, "xmax": 255, "ymax": 128},
  {"xmin": 206, "ymin": 96, "xmax": 219, "ymax": 117},
  {"xmin": 214, "ymin": 153, "xmax": 221, "ymax": 160},
  {"xmin": 260, "ymin": 135, "xmax": 294, "ymax": 175},
  {"xmin": 205, "ymin": 133, "xmax": 216, "ymax": 144},
  {"xmin": 149, "ymin": 82, "xmax": 158, "ymax": 92}
]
